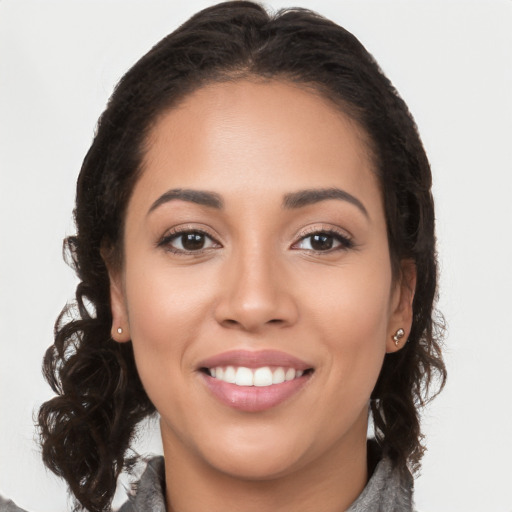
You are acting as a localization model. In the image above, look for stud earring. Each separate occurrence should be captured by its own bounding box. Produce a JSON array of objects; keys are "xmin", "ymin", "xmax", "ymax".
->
[
  {"xmin": 393, "ymin": 328, "xmax": 405, "ymax": 347},
  {"xmin": 117, "ymin": 327, "xmax": 123, "ymax": 335}
]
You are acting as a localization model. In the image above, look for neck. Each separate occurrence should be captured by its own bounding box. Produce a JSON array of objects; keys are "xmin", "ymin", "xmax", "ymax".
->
[{"xmin": 161, "ymin": 421, "xmax": 368, "ymax": 512}]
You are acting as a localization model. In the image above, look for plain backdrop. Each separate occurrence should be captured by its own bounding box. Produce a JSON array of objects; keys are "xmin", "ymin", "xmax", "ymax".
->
[{"xmin": 1, "ymin": 1, "xmax": 511, "ymax": 511}]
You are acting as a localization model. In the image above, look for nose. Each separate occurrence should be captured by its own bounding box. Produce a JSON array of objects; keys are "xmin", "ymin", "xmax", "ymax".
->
[{"xmin": 213, "ymin": 247, "xmax": 299, "ymax": 332}]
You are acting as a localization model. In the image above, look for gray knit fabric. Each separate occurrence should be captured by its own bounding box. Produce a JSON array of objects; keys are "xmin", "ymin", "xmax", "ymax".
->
[
  {"xmin": 0, "ymin": 496, "xmax": 27, "ymax": 512},
  {"xmin": 0, "ymin": 456, "xmax": 413, "ymax": 512},
  {"xmin": 118, "ymin": 457, "xmax": 166, "ymax": 512},
  {"xmin": 117, "ymin": 455, "xmax": 414, "ymax": 512},
  {"xmin": 347, "ymin": 457, "xmax": 414, "ymax": 511}
]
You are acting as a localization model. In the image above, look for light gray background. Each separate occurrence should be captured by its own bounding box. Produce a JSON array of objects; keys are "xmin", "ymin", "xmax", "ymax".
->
[{"xmin": 1, "ymin": 1, "xmax": 511, "ymax": 511}]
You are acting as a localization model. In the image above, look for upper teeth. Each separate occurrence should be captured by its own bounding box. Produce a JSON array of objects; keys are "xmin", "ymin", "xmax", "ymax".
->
[{"xmin": 209, "ymin": 366, "xmax": 304, "ymax": 387}]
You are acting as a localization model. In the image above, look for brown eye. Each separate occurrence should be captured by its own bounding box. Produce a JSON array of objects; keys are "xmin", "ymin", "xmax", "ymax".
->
[
  {"xmin": 181, "ymin": 232, "xmax": 206, "ymax": 250},
  {"xmin": 294, "ymin": 231, "xmax": 353, "ymax": 252},
  {"xmin": 160, "ymin": 230, "xmax": 219, "ymax": 253},
  {"xmin": 310, "ymin": 234, "xmax": 334, "ymax": 251}
]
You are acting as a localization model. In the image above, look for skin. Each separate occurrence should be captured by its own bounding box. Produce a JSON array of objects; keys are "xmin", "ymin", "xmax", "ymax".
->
[{"xmin": 108, "ymin": 79, "xmax": 415, "ymax": 512}]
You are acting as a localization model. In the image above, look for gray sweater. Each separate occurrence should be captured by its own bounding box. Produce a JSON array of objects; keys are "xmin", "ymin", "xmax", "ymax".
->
[
  {"xmin": 0, "ymin": 455, "xmax": 414, "ymax": 512},
  {"xmin": 118, "ymin": 455, "xmax": 414, "ymax": 512}
]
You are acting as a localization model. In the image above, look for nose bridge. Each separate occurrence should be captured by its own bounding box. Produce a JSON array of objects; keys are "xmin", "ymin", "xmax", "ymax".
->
[
  {"xmin": 216, "ymin": 234, "xmax": 297, "ymax": 330},
  {"xmin": 235, "ymin": 240, "xmax": 276, "ymax": 303}
]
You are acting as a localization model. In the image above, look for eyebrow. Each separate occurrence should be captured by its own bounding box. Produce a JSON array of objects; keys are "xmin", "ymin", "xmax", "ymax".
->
[
  {"xmin": 283, "ymin": 188, "xmax": 368, "ymax": 217},
  {"xmin": 148, "ymin": 188, "xmax": 223, "ymax": 214},
  {"xmin": 148, "ymin": 186, "xmax": 368, "ymax": 217}
]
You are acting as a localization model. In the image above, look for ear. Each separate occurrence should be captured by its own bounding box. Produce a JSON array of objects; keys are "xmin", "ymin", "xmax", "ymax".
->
[
  {"xmin": 386, "ymin": 259, "xmax": 416, "ymax": 353},
  {"xmin": 102, "ymin": 247, "xmax": 131, "ymax": 343}
]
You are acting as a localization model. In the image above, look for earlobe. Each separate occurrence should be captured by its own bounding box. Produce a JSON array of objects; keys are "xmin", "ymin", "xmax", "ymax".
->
[
  {"xmin": 101, "ymin": 246, "xmax": 131, "ymax": 343},
  {"xmin": 109, "ymin": 272, "xmax": 131, "ymax": 342},
  {"xmin": 386, "ymin": 260, "xmax": 416, "ymax": 353}
]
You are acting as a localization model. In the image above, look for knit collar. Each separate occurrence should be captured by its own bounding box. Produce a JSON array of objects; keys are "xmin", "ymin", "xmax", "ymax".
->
[{"xmin": 118, "ymin": 453, "xmax": 413, "ymax": 512}]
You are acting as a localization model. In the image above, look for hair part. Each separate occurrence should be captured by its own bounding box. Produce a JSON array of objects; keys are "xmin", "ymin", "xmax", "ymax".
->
[{"xmin": 38, "ymin": 2, "xmax": 446, "ymax": 511}]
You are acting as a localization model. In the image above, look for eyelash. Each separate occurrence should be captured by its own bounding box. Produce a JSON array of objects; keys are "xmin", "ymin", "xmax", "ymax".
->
[
  {"xmin": 157, "ymin": 227, "xmax": 354, "ymax": 255},
  {"xmin": 292, "ymin": 228, "xmax": 354, "ymax": 253},
  {"xmin": 157, "ymin": 227, "xmax": 221, "ymax": 255}
]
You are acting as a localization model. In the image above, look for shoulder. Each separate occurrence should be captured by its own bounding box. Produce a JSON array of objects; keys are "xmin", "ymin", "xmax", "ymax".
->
[
  {"xmin": 0, "ymin": 496, "xmax": 27, "ymax": 512},
  {"xmin": 0, "ymin": 458, "xmax": 166, "ymax": 512},
  {"xmin": 116, "ymin": 456, "xmax": 166, "ymax": 512},
  {"xmin": 346, "ymin": 448, "xmax": 415, "ymax": 512},
  {"xmin": 347, "ymin": 439, "xmax": 414, "ymax": 512}
]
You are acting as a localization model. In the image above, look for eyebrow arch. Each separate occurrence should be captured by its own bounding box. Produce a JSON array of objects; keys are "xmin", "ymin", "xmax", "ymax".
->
[
  {"xmin": 148, "ymin": 188, "xmax": 223, "ymax": 214},
  {"xmin": 282, "ymin": 187, "xmax": 368, "ymax": 217}
]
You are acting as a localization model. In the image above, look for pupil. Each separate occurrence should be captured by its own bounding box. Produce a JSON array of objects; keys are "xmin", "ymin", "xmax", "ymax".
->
[
  {"xmin": 182, "ymin": 233, "xmax": 205, "ymax": 250},
  {"xmin": 311, "ymin": 234, "xmax": 333, "ymax": 251}
]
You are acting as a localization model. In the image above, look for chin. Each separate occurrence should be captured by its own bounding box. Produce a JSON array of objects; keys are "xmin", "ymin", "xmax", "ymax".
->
[
  {"xmin": 209, "ymin": 447, "xmax": 305, "ymax": 481},
  {"xmin": 191, "ymin": 422, "xmax": 317, "ymax": 481}
]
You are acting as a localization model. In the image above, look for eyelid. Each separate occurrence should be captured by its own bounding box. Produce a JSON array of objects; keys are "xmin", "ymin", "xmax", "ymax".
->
[
  {"xmin": 157, "ymin": 224, "xmax": 222, "ymax": 254},
  {"xmin": 295, "ymin": 223, "xmax": 353, "ymax": 241},
  {"xmin": 291, "ymin": 224, "xmax": 354, "ymax": 251}
]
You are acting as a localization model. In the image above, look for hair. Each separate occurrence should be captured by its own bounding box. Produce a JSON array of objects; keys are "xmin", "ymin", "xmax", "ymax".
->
[{"xmin": 38, "ymin": 2, "xmax": 446, "ymax": 511}]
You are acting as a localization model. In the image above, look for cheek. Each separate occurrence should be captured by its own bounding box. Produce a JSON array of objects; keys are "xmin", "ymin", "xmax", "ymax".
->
[
  {"xmin": 123, "ymin": 259, "xmax": 215, "ymax": 387},
  {"xmin": 303, "ymin": 257, "xmax": 393, "ymax": 387},
  {"xmin": 307, "ymin": 254, "xmax": 393, "ymax": 332}
]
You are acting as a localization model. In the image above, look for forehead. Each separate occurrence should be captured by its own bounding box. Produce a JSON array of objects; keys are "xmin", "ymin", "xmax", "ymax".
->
[{"xmin": 137, "ymin": 79, "xmax": 380, "ymax": 211}]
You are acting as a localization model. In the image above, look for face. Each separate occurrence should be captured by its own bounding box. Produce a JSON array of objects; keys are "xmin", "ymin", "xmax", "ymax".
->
[{"xmin": 109, "ymin": 80, "xmax": 414, "ymax": 480}]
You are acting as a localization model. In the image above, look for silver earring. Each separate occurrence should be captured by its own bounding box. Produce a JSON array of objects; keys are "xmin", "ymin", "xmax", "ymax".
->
[
  {"xmin": 117, "ymin": 327, "xmax": 123, "ymax": 335},
  {"xmin": 393, "ymin": 328, "xmax": 405, "ymax": 346}
]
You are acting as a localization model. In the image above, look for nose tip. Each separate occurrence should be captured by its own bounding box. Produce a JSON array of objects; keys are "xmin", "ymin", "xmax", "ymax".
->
[
  {"xmin": 214, "ymin": 260, "xmax": 298, "ymax": 332},
  {"xmin": 218, "ymin": 304, "xmax": 290, "ymax": 331}
]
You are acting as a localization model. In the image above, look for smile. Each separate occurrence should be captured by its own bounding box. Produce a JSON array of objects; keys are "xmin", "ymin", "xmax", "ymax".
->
[
  {"xmin": 198, "ymin": 350, "xmax": 314, "ymax": 412},
  {"xmin": 205, "ymin": 366, "xmax": 306, "ymax": 387}
]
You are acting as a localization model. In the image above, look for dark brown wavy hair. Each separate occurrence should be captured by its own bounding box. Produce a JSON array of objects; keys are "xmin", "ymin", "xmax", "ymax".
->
[{"xmin": 38, "ymin": 2, "xmax": 446, "ymax": 511}]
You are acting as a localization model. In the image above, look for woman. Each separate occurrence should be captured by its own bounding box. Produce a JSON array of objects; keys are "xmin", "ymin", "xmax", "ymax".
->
[{"xmin": 27, "ymin": 2, "xmax": 445, "ymax": 511}]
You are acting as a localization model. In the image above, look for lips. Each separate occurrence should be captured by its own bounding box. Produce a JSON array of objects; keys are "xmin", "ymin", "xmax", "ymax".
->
[
  {"xmin": 197, "ymin": 350, "xmax": 314, "ymax": 412},
  {"xmin": 198, "ymin": 349, "xmax": 312, "ymax": 370}
]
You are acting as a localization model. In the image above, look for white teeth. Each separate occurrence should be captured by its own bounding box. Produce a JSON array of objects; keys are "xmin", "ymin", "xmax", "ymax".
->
[
  {"xmin": 235, "ymin": 367, "xmax": 253, "ymax": 386},
  {"xmin": 209, "ymin": 366, "xmax": 306, "ymax": 387},
  {"xmin": 285, "ymin": 368, "xmax": 296, "ymax": 381},
  {"xmin": 224, "ymin": 366, "xmax": 236, "ymax": 383},
  {"xmin": 254, "ymin": 367, "xmax": 273, "ymax": 387},
  {"xmin": 272, "ymin": 367, "xmax": 285, "ymax": 384}
]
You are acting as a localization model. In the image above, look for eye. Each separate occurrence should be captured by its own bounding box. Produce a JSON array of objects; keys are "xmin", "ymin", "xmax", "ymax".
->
[
  {"xmin": 293, "ymin": 230, "xmax": 353, "ymax": 252},
  {"xmin": 158, "ymin": 230, "xmax": 220, "ymax": 253}
]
